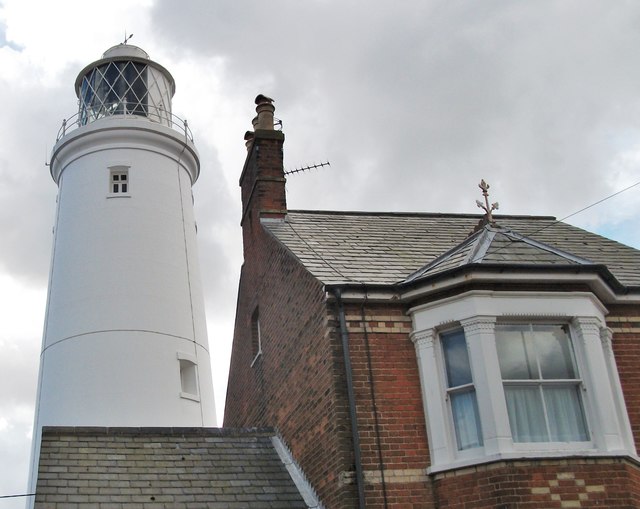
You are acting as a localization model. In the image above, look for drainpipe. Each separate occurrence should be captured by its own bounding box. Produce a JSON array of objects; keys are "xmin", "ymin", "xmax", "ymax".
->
[{"xmin": 333, "ymin": 287, "xmax": 366, "ymax": 509}]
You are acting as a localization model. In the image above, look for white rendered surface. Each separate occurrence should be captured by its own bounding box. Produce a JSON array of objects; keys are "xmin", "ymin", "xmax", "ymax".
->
[
  {"xmin": 40, "ymin": 116, "xmax": 214, "ymax": 424},
  {"xmin": 29, "ymin": 116, "xmax": 215, "ymax": 499}
]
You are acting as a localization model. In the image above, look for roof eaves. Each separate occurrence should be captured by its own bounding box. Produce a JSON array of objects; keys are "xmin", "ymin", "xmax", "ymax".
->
[
  {"xmin": 324, "ymin": 283, "xmax": 400, "ymax": 303},
  {"xmin": 323, "ymin": 263, "xmax": 640, "ymax": 304},
  {"xmin": 400, "ymin": 261, "xmax": 638, "ymax": 301}
]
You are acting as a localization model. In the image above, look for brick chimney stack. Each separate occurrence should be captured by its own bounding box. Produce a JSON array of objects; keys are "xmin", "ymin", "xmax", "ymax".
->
[{"xmin": 239, "ymin": 95, "xmax": 287, "ymax": 258}]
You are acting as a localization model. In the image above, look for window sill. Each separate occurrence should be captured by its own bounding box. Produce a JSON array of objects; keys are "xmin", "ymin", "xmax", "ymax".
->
[
  {"xmin": 106, "ymin": 194, "xmax": 131, "ymax": 199},
  {"xmin": 180, "ymin": 392, "xmax": 200, "ymax": 402}
]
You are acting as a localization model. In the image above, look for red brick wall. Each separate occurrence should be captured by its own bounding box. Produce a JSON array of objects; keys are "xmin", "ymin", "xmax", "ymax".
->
[
  {"xmin": 224, "ymin": 226, "xmax": 358, "ymax": 508},
  {"xmin": 340, "ymin": 302, "xmax": 434, "ymax": 508},
  {"xmin": 608, "ymin": 305, "xmax": 640, "ymax": 450},
  {"xmin": 226, "ymin": 271, "xmax": 437, "ymax": 508},
  {"xmin": 432, "ymin": 458, "xmax": 640, "ymax": 508}
]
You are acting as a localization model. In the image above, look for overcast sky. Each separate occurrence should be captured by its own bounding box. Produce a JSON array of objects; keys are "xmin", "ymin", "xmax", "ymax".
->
[{"xmin": 1, "ymin": 0, "xmax": 640, "ymax": 505}]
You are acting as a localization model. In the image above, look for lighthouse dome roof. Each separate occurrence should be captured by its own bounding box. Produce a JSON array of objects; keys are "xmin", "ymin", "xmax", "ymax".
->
[{"xmin": 102, "ymin": 44, "xmax": 150, "ymax": 60}]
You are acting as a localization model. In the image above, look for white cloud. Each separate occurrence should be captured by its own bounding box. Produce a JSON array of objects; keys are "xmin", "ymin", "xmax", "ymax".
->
[{"xmin": 0, "ymin": 273, "xmax": 46, "ymax": 338}]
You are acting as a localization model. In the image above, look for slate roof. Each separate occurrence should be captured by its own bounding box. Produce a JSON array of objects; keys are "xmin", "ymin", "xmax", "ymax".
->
[
  {"xmin": 263, "ymin": 211, "xmax": 640, "ymax": 288},
  {"xmin": 35, "ymin": 427, "xmax": 318, "ymax": 508}
]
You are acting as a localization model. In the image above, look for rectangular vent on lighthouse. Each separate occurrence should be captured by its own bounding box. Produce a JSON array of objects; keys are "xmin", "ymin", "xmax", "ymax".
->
[{"xmin": 177, "ymin": 352, "xmax": 199, "ymax": 401}]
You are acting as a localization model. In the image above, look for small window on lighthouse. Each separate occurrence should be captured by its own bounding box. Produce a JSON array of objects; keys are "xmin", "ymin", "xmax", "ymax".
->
[{"xmin": 110, "ymin": 168, "xmax": 129, "ymax": 194}]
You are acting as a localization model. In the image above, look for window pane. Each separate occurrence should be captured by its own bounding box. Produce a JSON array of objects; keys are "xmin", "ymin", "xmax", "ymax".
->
[
  {"xmin": 441, "ymin": 329, "xmax": 472, "ymax": 388},
  {"xmin": 128, "ymin": 63, "xmax": 148, "ymax": 116},
  {"xmin": 496, "ymin": 325, "xmax": 537, "ymax": 380},
  {"xmin": 450, "ymin": 390, "xmax": 483, "ymax": 450},
  {"xmin": 544, "ymin": 386, "xmax": 589, "ymax": 441},
  {"xmin": 536, "ymin": 325, "xmax": 576, "ymax": 379},
  {"xmin": 104, "ymin": 63, "xmax": 123, "ymax": 114},
  {"xmin": 504, "ymin": 386, "xmax": 548, "ymax": 442}
]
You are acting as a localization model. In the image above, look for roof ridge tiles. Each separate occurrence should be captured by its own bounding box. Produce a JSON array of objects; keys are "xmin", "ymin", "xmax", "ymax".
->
[{"xmin": 287, "ymin": 209, "xmax": 557, "ymax": 220}]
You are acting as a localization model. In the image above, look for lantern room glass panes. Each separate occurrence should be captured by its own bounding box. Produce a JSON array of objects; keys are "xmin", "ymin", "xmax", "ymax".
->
[
  {"xmin": 79, "ymin": 61, "xmax": 172, "ymax": 126},
  {"xmin": 496, "ymin": 324, "xmax": 589, "ymax": 443}
]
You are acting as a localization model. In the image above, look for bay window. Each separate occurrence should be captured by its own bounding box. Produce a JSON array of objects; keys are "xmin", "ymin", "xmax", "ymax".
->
[{"xmin": 410, "ymin": 291, "xmax": 636, "ymax": 472}]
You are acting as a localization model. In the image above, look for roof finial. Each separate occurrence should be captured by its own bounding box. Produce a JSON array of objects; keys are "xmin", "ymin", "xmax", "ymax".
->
[
  {"xmin": 123, "ymin": 31, "xmax": 134, "ymax": 45},
  {"xmin": 476, "ymin": 179, "xmax": 499, "ymax": 224}
]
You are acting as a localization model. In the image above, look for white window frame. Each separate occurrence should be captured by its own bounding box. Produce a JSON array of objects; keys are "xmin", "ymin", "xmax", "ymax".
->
[
  {"xmin": 440, "ymin": 327, "xmax": 484, "ymax": 452},
  {"xmin": 108, "ymin": 165, "xmax": 130, "ymax": 195},
  {"xmin": 409, "ymin": 290, "xmax": 637, "ymax": 473},
  {"xmin": 495, "ymin": 322, "xmax": 589, "ymax": 445}
]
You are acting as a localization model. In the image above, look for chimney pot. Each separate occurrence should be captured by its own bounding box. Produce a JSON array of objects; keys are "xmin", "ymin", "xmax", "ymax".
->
[
  {"xmin": 244, "ymin": 131, "xmax": 254, "ymax": 151},
  {"xmin": 254, "ymin": 94, "xmax": 275, "ymax": 130},
  {"xmin": 255, "ymin": 94, "xmax": 274, "ymax": 105}
]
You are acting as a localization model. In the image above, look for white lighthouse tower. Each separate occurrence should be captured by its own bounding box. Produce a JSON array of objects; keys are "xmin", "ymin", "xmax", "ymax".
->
[{"xmin": 29, "ymin": 43, "xmax": 216, "ymax": 492}]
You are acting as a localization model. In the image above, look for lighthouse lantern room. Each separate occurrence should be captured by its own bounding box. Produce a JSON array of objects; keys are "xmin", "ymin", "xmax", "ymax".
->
[{"xmin": 75, "ymin": 44, "xmax": 174, "ymax": 127}]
